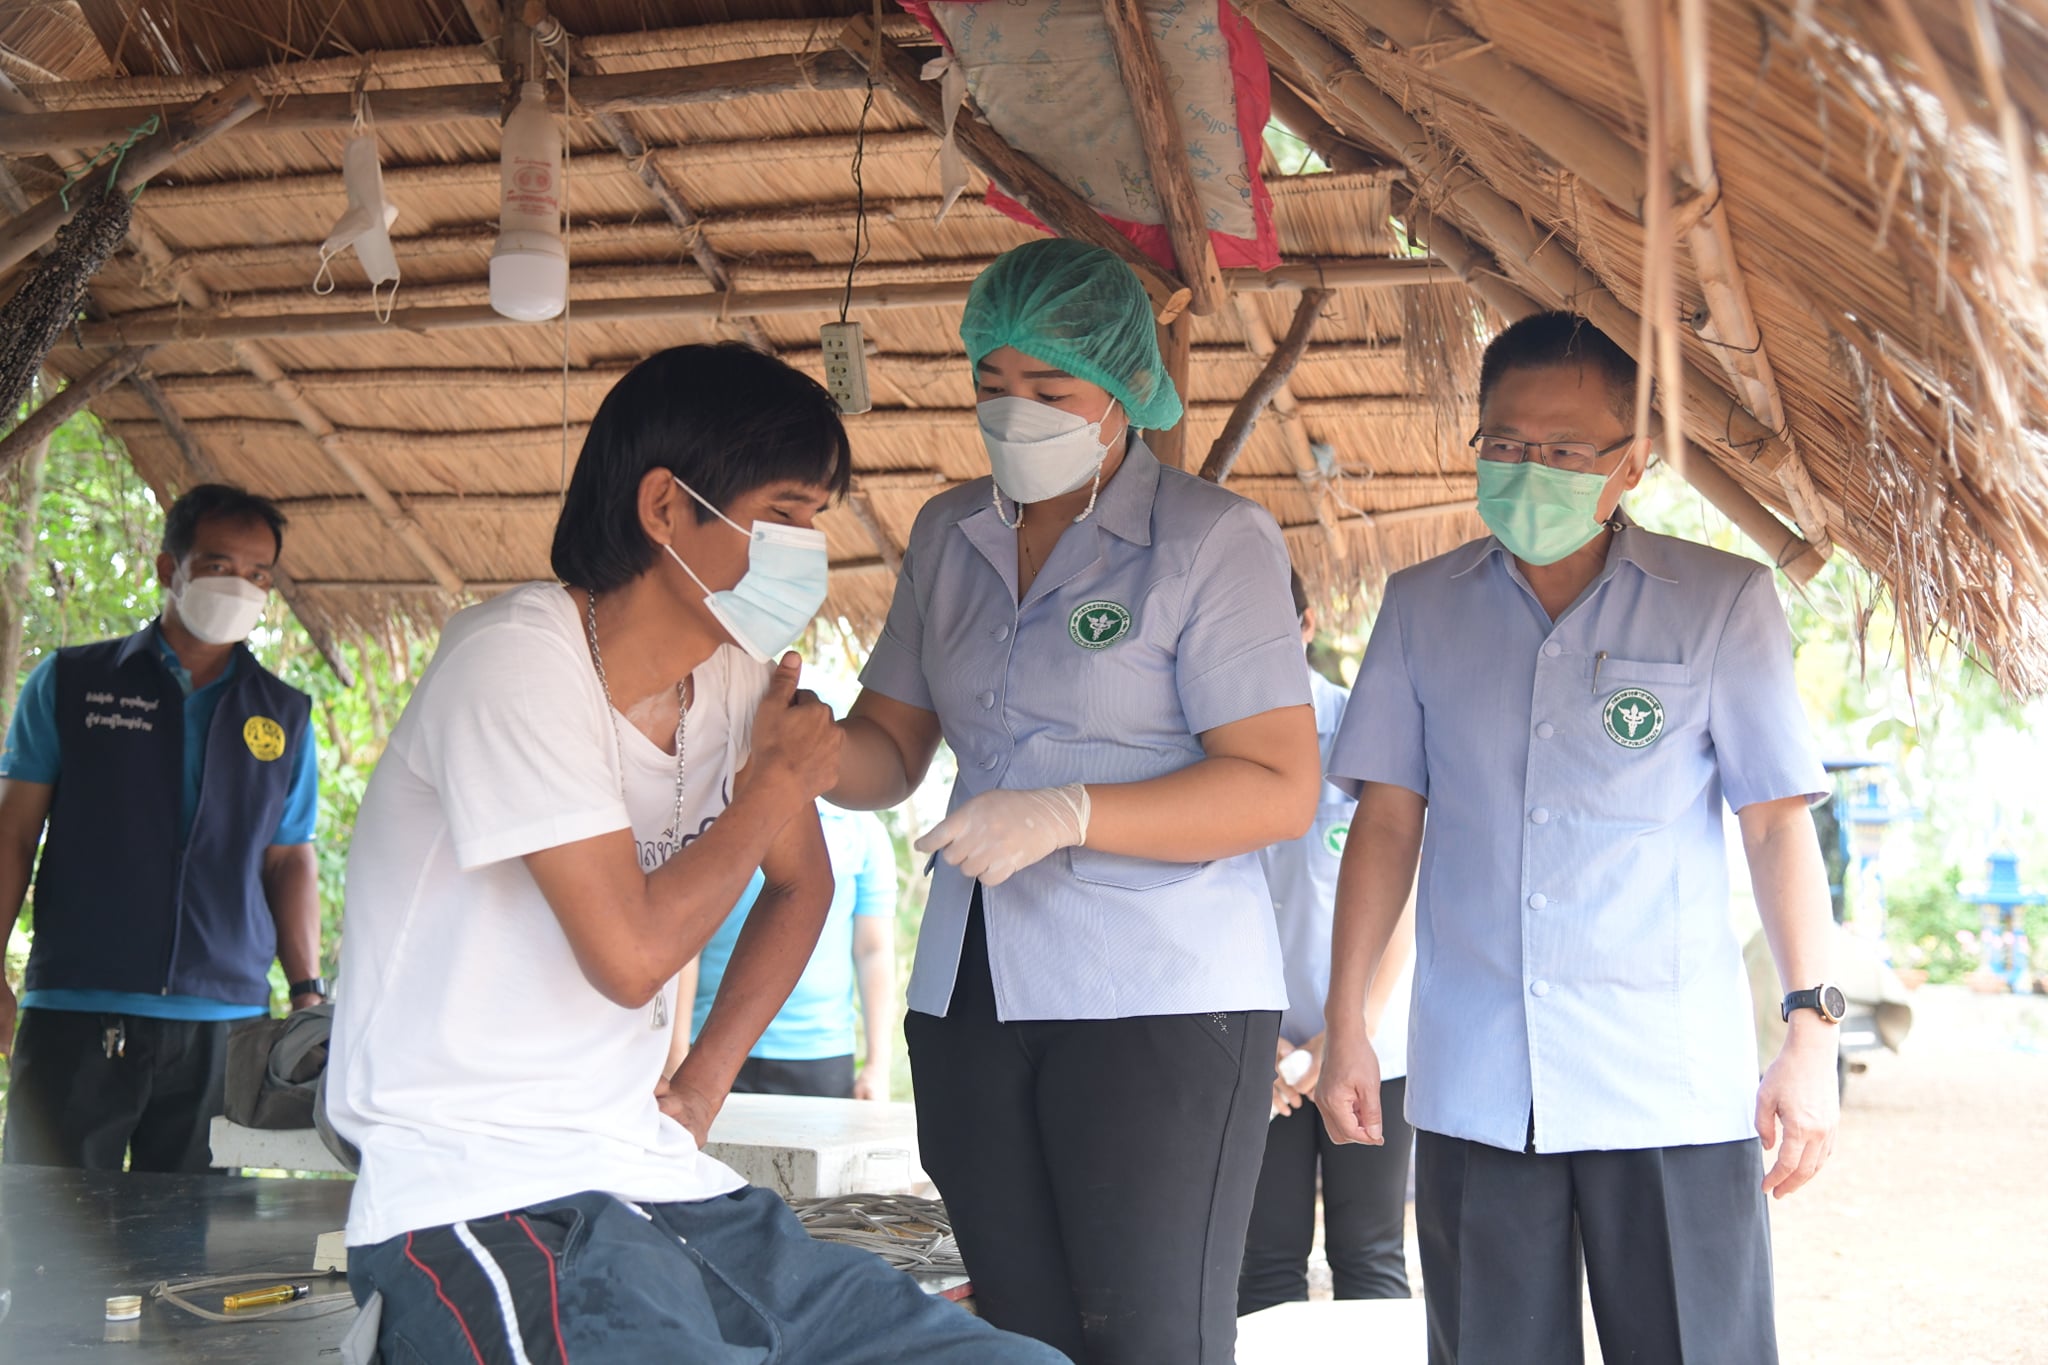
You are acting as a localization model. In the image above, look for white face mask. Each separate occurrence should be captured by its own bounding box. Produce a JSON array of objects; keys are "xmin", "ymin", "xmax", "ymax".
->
[
  {"xmin": 977, "ymin": 396, "xmax": 1120, "ymax": 507},
  {"xmin": 170, "ymin": 569, "xmax": 268, "ymax": 645}
]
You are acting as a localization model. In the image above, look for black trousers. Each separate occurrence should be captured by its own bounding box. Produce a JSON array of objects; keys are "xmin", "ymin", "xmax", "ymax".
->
[
  {"xmin": 1238, "ymin": 1075, "xmax": 1413, "ymax": 1314},
  {"xmin": 905, "ymin": 894, "xmax": 1278, "ymax": 1365},
  {"xmin": 1416, "ymin": 1129, "xmax": 1778, "ymax": 1365},
  {"xmin": 730, "ymin": 1053, "xmax": 856, "ymax": 1098},
  {"xmin": 1, "ymin": 1008, "xmax": 231, "ymax": 1173}
]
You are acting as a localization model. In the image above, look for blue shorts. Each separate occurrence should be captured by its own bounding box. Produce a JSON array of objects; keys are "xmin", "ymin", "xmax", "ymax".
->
[{"xmin": 347, "ymin": 1184, "xmax": 1068, "ymax": 1364}]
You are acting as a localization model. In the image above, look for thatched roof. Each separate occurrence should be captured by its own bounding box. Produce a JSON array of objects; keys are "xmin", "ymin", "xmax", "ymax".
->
[{"xmin": 2, "ymin": 1, "xmax": 2043, "ymax": 689}]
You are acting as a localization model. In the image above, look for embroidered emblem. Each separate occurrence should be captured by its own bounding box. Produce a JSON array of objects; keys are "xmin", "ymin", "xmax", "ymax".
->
[
  {"xmin": 243, "ymin": 715, "xmax": 286, "ymax": 762},
  {"xmin": 1068, "ymin": 600, "xmax": 1132, "ymax": 650},
  {"xmin": 1324, "ymin": 823, "xmax": 1350, "ymax": 857},
  {"xmin": 1601, "ymin": 688, "xmax": 1665, "ymax": 749}
]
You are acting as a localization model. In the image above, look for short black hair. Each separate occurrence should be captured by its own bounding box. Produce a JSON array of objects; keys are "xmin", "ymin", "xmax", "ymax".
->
[
  {"xmin": 551, "ymin": 344, "xmax": 854, "ymax": 593},
  {"xmin": 1478, "ymin": 312, "xmax": 1638, "ymax": 423},
  {"xmin": 162, "ymin": 484, "xmax": 287, "ymax": 562},
  {"xmin": 1289, "ymin": 569, "xmax": 1309, "ymax": 620}
]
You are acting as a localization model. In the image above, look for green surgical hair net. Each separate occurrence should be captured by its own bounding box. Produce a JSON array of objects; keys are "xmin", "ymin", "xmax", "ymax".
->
[{"xmin": 959, "ymin": 239, "xmax": 1184, "ymax": 431}]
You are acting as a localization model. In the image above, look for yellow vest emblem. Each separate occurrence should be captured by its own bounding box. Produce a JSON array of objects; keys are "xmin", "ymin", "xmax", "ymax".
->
[{"xmin": 243, "ymin": 716, "xmax": 287, "ymax": 762}]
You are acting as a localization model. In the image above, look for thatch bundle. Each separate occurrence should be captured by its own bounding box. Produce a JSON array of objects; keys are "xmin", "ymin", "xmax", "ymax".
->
[{"xmin": 0, "ymin": 0, "xmax": 2041, "ymax": 687}]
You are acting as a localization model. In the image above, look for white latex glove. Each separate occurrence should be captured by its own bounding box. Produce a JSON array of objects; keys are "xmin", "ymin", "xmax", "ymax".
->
[{"xmin": 913, "ymin": 784, "xmax": 1091, "ymax": 887}]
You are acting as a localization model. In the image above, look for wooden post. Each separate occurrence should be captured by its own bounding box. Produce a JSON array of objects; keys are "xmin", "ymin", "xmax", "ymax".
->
[
  {"xmin": 0, "ymin": 77, "xmax": 260, "ymax": 272},
  {"xmin": 1100, "ymin": 0, "xmax": 1227, "ymax": 316},
  {"xmin": 837, "ymin": 13, "xmax": 1193, "ymax": 323},
  {"xmin": 0, "ymin": 348, "xmax": 156, "ymax": 476},
  {"xmin": 1149, "ymin": 314, "xmax": 1195, "ymax": 470},
  {"xmin": 0, "ymin": 53, "xmax": 874, "ymax": 156},
  {"xmin": 1230, "ymin": 293, "xmax": 1339, "ymax": 534},
  {"xmin": 1200, "ymin": 287, "xmax": 1329, "ymax": 482}
]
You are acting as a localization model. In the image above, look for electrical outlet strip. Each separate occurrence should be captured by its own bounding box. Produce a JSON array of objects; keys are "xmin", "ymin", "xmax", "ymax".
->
[{"xmin": 819, "ymin": 321, "xmax": 872, "ymax": 415}]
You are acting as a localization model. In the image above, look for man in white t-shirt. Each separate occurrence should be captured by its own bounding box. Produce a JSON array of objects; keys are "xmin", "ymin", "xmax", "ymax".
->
[{"xmin": 328, "ymin": 345, "xmax": 1063, "ymax": 1365}]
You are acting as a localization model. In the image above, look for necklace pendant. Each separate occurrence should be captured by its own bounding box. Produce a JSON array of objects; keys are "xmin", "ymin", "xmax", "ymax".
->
[{"xmin": 650, "ymin": 991, "xmax": 669, "ymax": 1031}]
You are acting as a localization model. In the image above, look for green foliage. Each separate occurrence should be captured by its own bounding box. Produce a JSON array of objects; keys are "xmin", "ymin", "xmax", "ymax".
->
[{"xmin": 1884, "ymin": 864, "xmax": 1976, "ymax": 983}]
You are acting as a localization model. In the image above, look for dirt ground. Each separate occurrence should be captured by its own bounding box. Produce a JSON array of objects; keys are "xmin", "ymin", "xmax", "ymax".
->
[{"xmin": 1306, "ymin": 983, "xmax": 2048, "ymax": 1363}]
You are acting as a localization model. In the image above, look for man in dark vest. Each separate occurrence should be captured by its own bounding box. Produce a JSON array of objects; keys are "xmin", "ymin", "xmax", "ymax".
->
[{"xmin": 0, "ymin": 484, "xmax": 325, "ymax": 1172}]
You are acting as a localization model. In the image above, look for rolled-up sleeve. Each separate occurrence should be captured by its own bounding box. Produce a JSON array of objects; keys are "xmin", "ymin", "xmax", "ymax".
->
[
  {"xmin": 857, "ymin": 532, "xmax": 934, "ymax": 712},
  {"xmin": 1710, "ymin": 568, "xmax": 1827, "ymax": 810},
  {"xmin": 1327, "ymin": 577, "xmax": 1427, "ymax": 800},
  {"xmin": 1174, "ymin": 501, "xmax": 1311, "ymax": 734}
]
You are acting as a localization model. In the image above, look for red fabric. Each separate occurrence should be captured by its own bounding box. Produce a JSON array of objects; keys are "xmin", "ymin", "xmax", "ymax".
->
[{"xmin": 900, "ymin": 0, "xmax": 1279, "ymax": 271}]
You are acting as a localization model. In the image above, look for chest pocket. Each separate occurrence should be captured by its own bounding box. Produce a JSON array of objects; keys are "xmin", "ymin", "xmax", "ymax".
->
[{"xmin": 1565, "ymin": 657, "xmax": 1705, "ymax": 824}]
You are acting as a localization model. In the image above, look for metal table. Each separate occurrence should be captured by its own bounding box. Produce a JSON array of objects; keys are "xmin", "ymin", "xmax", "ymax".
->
[{"xmin": 0, "ymin": 1166, "xmax": 354, "ymax": 1363}]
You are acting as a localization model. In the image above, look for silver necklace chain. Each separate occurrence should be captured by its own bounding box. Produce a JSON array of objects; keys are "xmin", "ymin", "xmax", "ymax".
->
[{"xmin": 584, "ymin": 588, "xmax": 687, "ymax": 841}]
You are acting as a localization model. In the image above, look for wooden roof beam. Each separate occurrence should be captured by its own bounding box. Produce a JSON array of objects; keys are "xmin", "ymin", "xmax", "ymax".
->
[
  {"xmin": 1201, "ymin": 287, "xmax": 1332, "ymax": 483},
  {"xmin": 0, "ymin": 347, "xmax": 156, "ymax": 477},
  {"xmin": 73, "ymin": 256, "xmax": 1450, "ymax": 347},
  {"xmin": 837, "ymin": 12, "xmax": 1193, "ymax": 323},
  {"xmin": 1241, "ymin": 1, "xmax": 1830, "ymax": 546},
  {"xmin": 1267, "ymin": 80, "xmax": 1397, "ymax": 176},
  {"xmin": 0, "ymin": 76, "xmax": 259, "ymax": 272},
  {"xmin": 0, "ymin": 51, "xmax": 878, "ymax": 156},
  {"xmin": 1101, "ymin": 0, "xmax": 1227, "ymax": 315},
  {"xmin": 1387, "ymin": 182, "xmax": 1829, "ymax": 585}
]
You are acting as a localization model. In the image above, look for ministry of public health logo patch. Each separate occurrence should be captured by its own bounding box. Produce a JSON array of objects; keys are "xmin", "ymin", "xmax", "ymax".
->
[
  {"xmin": 1602, "ymin": 688, "xmax": 1665, "ymax": 749},
  {"xmin": 1069, "ymin": 600, "xmax": 1132, "ymax": 650},
  {"xmin": 1324, "ymin": 823, "xmax": 1350, "ymax": 857},
  {"xmin": 243, "ymin": 715, "xmax": 286, "ymax": 762}
]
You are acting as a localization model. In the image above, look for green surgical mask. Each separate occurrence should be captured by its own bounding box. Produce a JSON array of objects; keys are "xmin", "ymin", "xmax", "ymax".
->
[{"xmin": 1476, "ymin": 460, "xmax": 1616, "ymax": 565}]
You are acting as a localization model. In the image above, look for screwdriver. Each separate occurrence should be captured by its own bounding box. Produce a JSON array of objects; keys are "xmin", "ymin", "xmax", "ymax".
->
[{"xmin": 223, "ymin": 1283, "xmax": 311, "ymax": 1311}]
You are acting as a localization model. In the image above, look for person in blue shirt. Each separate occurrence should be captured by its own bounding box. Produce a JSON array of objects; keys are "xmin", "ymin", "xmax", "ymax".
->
[
  {"xmin": 1317, "ymin": 313, "xmax": 1841, "ymax": 1364},
  {"xmin": 0, "ymin": 484, "xmax": 325, "ymax": 1173},
  {"xmin": 681, "ymin": 802, "xmax": 897, "ymax": 1099}
]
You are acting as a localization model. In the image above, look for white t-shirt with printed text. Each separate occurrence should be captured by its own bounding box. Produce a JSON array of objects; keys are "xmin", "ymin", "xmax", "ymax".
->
[{"xmin": 329, "ymin": 583, "xmax": 769, "ymax": 1246}]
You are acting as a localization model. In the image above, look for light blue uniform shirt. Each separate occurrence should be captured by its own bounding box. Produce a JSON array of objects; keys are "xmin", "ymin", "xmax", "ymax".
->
[
  {"xmin": 2, "ymin": 633, "xmax": 319, "ymax": 1021},
  {"xmin": 862, "ymin": 440, "xmax": 1308, "ymax": 1020},
  {"xmin": 1259, "ymin": 665, "xmax": 1407, "ymax": 1080},
  {"xmin": 692, "ymin": 805, "xmax": 896, "ymax": 1059},
  {"xmin": 1327, "ymin": 523, "xmax": 1825, "ymax": 1154}
]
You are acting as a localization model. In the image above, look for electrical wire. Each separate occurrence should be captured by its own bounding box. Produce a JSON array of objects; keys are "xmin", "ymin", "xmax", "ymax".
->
[{"xmin": 839, "ymin": 0, "xmax": 884, "ymax": 324}]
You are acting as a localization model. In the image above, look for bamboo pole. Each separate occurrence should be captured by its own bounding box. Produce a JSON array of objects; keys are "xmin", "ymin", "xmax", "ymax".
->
[
  {"xmin": 1101, "ymin": 0, "xmax": 1227, "ymax": 315},
  {"xmin": 0, "ymin": 52, "xmax": 874, "ymax": 156},
  {"xmin": 1201, "ymin": 288, "xmax": 1331, "ymax": 482},
  {"xmin": 0, "ymin": 348, "xmax": 156, "ymax": 476},
  {"xmin": 1267, "ymin": 81, "xmax": 1394, "ymax": 175},
  {"xmin": 1243, "ymin": 3, "xmax": 1824, "ymax": 524},
  {"xmin": 0, "ymin": 76, "xmax": 260, "ymax": 271},
  {"xmin": 1150, "ymin": 314, "xmax": 1195, "ymax": 470},
  {"xmin": 836, "ymin": 12, "xmax": 1194, "ymax": 323},
  {"xmin": 74, "ymin": 257, "xmax": 1450, "ymax": 347}
]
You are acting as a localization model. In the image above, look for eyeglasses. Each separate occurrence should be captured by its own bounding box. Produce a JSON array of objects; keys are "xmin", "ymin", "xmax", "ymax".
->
[{"xmin": 1468, "ymin": 430, "xmax": 1637, "ymax": 475}]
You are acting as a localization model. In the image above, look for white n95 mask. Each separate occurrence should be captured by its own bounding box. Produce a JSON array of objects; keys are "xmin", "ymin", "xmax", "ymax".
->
[
  {"xmin": 664, "ymin": 476, "xmax": 830, "ymax": 663},
  {"xmin": 171, "ymin": 570, "xmax": 268, "ymax": 645},
  {"xmin": 315, "ymin": 134, "xmax": 401, "ymax": 321},
  {"xmin": 977, "ymin": 397, "xmax": 1119, "ymax": 506}
]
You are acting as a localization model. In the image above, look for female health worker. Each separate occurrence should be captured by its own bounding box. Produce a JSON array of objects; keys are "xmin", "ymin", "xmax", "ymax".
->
[{"xmin": 829, "ymin": 239, "xmax": 1321, "ymax": 1364}]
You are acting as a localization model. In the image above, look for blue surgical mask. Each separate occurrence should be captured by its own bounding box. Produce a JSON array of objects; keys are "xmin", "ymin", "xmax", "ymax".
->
[{"xmin": 664, "ymin": 476, "xmax": 829, "ymax": 662}]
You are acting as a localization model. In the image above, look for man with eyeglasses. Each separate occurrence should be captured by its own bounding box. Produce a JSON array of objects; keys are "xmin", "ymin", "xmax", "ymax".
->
[
  {"xmin": 0, "ymin": 484, "xmax": 324, "ymax": 1173},
  {"xmin": 1314, "ymin": 312, "xmax": 1840, "ymax": 1363}
]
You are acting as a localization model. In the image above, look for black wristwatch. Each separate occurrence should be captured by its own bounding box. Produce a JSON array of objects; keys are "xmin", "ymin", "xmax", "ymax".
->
[
  {"xmin": 288, "ymin": 976, "xmax": 328, "ymax": 1000},
  {"xmin": 1781, "ymin": 984, "xmax": 1846, "ymax": 1023}
]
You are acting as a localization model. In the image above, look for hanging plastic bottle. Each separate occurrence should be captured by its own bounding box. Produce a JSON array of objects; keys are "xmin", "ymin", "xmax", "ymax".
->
[{"xmin": 490, "ymin": 80, "xmax": 566, "ymax": 321}]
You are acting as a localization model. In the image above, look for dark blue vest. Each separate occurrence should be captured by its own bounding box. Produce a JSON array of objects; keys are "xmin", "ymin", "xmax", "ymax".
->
[{"xmin": 25, "ymin": 623, "xmax": 313, "ymax": 1005}]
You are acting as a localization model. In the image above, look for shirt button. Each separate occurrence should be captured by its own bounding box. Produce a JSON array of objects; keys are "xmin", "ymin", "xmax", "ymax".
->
[
  {"xmin": 1530, "ymin": 808, "xmax": 1550, "ymax": 825},
  {"xmin": 979, "ymin": 755, "xmax": 999, "ymax": 770},
  {"xmin": 1528, "ymin": 892, "xmax": 1548, "ymax": 910},
  {"xmin": 1542, "ymin": 640, "xmax": 1562, "ymax": 658},
  {"xmin": 1531, "ymin": 980, "xmax": 1550, "ymax": 998},
  {"xmin": 977, "ymin": 691, "xmax": 996, "ymax": 710},
  {"xmin": 992, "ymin": 624, "xmax": 1012, "ymax": 642},
  {"xmin": 1535, "ymin": 722, "xmax": 1556, "ymax": 740}
]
